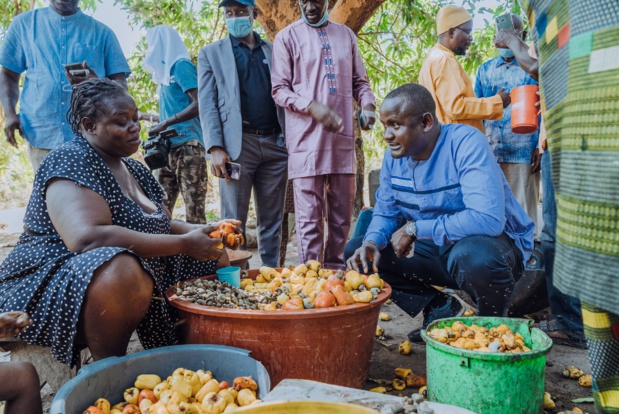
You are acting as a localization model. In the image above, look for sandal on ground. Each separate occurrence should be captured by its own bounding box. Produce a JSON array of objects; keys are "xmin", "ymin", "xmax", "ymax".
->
[{"xmin": 538, "ymin": 319, "xmax": 587, "ymax": 349}]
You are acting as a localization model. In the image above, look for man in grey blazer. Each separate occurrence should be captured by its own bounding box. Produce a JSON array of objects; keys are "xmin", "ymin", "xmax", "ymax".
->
[{"xmin": 198, "ymin": 0, "xmax": 287, "ymax": 267}]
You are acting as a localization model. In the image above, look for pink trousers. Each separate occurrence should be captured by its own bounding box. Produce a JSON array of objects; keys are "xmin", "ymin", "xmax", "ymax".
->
[{"xmin": 292, "ymin": 174, "xmax": 356, "ymax": 270}]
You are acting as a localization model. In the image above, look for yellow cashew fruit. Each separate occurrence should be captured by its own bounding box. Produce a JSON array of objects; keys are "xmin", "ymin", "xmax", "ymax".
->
[
  {"xmin": 201, "ymin": 392, "xmax": 226, "ymax": 414},
  {"xmin": 237, "ymin": 389, "xmax": 257, "ymax": 406},
  {"xmin": 134, "ymin": 374, "xmax": 161, "ymax": 390}
]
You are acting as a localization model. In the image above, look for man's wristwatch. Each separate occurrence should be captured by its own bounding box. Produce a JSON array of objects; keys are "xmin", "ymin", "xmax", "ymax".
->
[{"xmin": 405, "ymin": 221, "xmax": 417, "ymax": 241}]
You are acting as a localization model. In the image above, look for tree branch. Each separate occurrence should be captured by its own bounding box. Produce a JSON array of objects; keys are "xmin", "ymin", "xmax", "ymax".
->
[
  {"xmin": 365, "ymin": 60, "xmax": 385, "ymax": 76},
  {"xmin": 356, "ymin": 35, "xmax": 414, "ymax": 81},
  {"xmin": 209, "ymin": 8, "xmax": 222, "ymax": 44}
]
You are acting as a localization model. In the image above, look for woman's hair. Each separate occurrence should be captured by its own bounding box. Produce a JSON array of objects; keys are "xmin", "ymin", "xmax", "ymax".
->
[{"xmin": 67, "ymin": 78, "xmax": 128, "ymax": 138}]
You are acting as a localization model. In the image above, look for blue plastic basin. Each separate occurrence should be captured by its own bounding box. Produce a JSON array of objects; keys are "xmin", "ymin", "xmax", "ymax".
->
[{"xmin": 51, "ymin": 344, "xmax": 270, "ymax": 414}]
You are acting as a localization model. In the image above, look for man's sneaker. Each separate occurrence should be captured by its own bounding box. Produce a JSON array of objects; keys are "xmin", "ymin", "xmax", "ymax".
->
[{"xmin": 407, "ymin": 295, "xmax": 464, "ymax": 342}]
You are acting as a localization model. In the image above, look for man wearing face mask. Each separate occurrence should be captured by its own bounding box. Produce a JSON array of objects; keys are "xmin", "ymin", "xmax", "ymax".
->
[
  {"xmin": 418, "ymin": 5, "xmax": 509, "ymax": 133},
  {"xmin": 197, "ymin": 0, "xmax": 287, "ymax": 267},
  {"xmin": 0, "ymin": 0, "xmax": 130, "ymax": 172},
  {"xmin": 474, "ymin": 13, "xmax": 541, "ymax": 233},
  {"xmin": 271, "ymin": 0, "xmax": 376, "ymax": 270}
]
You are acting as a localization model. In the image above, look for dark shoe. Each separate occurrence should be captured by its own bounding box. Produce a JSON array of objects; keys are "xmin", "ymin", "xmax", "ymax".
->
[
  {"xmin": 538, "ymin": 319, "xmax": 587, "ymax": 349},
  {"xmin": 408, "ymin": 295, "xmax": 465, "ymax": 342}
]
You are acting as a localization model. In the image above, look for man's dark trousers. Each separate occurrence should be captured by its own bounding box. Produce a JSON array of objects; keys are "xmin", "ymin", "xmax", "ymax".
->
[{"xmin": 344, "ymin": 233, "xmax": 524, "ymax": 317}]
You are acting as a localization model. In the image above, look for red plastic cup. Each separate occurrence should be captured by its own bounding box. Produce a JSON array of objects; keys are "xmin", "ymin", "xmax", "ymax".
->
[{"xmin": 510, "ymin": 85, "xmax": 539, "ymax": 134}]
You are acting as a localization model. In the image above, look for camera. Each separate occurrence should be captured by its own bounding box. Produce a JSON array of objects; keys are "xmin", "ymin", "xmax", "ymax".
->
[{"xmin": 142, "ymin": 128, "xmax": 178, "ymax": 170}]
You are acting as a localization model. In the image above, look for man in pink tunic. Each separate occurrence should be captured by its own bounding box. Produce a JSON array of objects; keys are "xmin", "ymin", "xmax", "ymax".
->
[{"xmin": 271, "ymin": 0, "xmax": 376, "ymax": 269}]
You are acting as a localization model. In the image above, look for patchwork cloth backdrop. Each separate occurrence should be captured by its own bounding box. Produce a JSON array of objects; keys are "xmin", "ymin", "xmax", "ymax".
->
[{"xmin": 519, "ymin": 0, "xmax": 619, "ymax": 412}]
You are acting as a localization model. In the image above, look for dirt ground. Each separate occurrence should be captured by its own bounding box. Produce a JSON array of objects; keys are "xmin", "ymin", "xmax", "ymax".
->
[{"xmin": 0, "ymin": 230, "xmax": 595, "ymax": 414}]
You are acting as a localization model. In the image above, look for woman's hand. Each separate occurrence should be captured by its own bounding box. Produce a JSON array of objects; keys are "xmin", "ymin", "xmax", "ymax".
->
[
  {"xmin": 0, "ymin": 311, "xmax": 31, "ymax": 338},
  {"xmin": 182, "ymin": 226, "xmax": 226, "ymax": 261}
]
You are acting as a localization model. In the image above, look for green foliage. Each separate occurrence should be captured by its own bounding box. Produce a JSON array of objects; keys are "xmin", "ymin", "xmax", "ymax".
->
[
  {"xmin": 0, "ymin": 0, "xmax": 522, "ymax": 204},
  {"xmin": 0, "ymin": 0, "xmax": 98, "ymax": 197},
  {"xmin": 113, "ymin": 0, "xmax": 228, "ymax": 127},
  {"xmin": 356, "ymin": 0, "xmax": 512, "ymax": 169}
]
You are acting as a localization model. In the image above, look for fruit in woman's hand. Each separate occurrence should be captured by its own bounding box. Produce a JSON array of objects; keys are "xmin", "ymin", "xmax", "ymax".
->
[{"xmin": 209, "ymin": 222, "xmax": 244, "ymax": 249}]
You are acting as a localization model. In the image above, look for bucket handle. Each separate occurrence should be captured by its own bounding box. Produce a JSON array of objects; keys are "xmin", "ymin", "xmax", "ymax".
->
[{"xmin": 458, "ymin": 356, "xmax": 470, "ymax": 368}]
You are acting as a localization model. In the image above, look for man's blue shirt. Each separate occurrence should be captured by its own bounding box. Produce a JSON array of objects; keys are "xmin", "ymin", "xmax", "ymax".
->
[
  {"xmin": 158, "ymin": 59, "xmax": 203, "ymax": 148},
  {"xmin": 363, "ymin": 124, "xmax": 534, "ymax": 264},
  {"xmin": 474, "ymin": 56, "xmax": 539, "ymax": 164},
  {"xmin": 0, "ymin": 7, "xmax": 130, "ymax": 149}
]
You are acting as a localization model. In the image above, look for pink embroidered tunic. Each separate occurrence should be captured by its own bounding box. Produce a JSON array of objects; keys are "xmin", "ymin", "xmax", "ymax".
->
[{"xmin": 271, "ymin": 20, "xmax": 376, "ymax": 179}]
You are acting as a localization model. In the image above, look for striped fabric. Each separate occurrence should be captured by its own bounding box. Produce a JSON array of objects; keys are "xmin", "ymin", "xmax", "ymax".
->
[
  {"xmin": 582, "ymin": 302, "xmax": 619, "ymax": 413},
  {"xmin": 520, "ymin": 1, "xmax": 619, "ymax": 412},
  {"xmin": 519, "ymin": 0, "xmax": 619, "ymax": 316}
]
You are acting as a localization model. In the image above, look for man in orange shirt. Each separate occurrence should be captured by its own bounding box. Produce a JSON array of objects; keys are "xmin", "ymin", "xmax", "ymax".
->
[{"xmin": 419, "ymin": 5, "xmax": 510, "ymax": 133}]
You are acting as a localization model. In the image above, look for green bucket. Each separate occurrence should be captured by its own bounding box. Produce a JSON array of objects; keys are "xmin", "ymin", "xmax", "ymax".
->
[{"xmin": 421, "ymin": 317, "xmax": 553, "ymax": 414}]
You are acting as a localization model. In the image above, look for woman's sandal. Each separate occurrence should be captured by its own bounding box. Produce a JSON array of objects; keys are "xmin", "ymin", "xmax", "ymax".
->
[{"xmin": 538, "ymin": 319, "xmax": 587, "ymax": 349}]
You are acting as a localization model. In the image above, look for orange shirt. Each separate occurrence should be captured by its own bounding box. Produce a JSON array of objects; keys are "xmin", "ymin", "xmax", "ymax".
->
[{"xmin": 419, "ymin": 44, "xmax": 503, "ymax": 133}]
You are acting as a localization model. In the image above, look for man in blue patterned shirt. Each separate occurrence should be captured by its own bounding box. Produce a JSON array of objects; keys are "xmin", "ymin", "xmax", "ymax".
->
[
  {"xmin": 474, "ymin": 13, "xmax": 541, "ymax": 231},
  {"xmin": 346, "ymin": 83, "xmax": 534, "ymax": 341},
  {"xmin": 0, "ymin": 0, "xmax": 130, "ymax": 172}
]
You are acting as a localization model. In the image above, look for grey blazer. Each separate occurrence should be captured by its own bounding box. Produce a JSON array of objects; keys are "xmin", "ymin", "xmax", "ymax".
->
[{"xmin": 197, "ymin": 35, "xmax": 285, "ymax": 161}]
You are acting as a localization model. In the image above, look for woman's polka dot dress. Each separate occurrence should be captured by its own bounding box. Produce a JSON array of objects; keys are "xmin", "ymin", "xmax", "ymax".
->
[{"xmin": 0, "ymin": 138, "xmax": 217, "ymax": 367}]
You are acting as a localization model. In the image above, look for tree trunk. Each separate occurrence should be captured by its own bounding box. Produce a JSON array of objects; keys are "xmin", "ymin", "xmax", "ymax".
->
[
  {"xmin": 354, "ymin": 116, "xmax": 365, "ymax": 219},
  {"xmin": 255, "ymin": 0, "xmax": 388, "ymax": 40}
]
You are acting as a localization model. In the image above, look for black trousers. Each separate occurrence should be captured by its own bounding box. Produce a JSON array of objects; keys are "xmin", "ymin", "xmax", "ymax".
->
[{"xmin": 344, "ymin": 233, "xmax": 524, "ymax": 317}]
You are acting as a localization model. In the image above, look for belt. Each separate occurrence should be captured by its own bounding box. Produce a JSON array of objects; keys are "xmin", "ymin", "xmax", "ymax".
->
[{"xmin": 242, "ymin": 127, "xmax": 281, "ymax": 136}]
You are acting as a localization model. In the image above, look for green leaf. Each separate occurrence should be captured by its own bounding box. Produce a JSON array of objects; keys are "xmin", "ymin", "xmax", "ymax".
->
[{"xmin": 572, "ymin": 397, "xmax": 595, "ymax": 404}]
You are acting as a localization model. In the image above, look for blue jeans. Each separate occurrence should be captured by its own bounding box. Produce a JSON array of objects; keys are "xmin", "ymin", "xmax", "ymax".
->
[
  {"xmin": 542, "ymin": 151, "xmax": 584, "ymax": 338},
  {"xmin": 344, "ymin": 233, "xmax": 523, "ymax": 317}
]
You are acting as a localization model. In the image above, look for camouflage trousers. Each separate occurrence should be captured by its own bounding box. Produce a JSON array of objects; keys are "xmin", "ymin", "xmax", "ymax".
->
[{"xmin": 155, "ymin": 141, "xmax": 207, "ymax": 224}]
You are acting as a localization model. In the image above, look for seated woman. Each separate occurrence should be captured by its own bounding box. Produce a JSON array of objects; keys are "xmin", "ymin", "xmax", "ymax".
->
[{"xmin": 0, "ymin": 78, "xmax": 236, "ymax": 366}]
